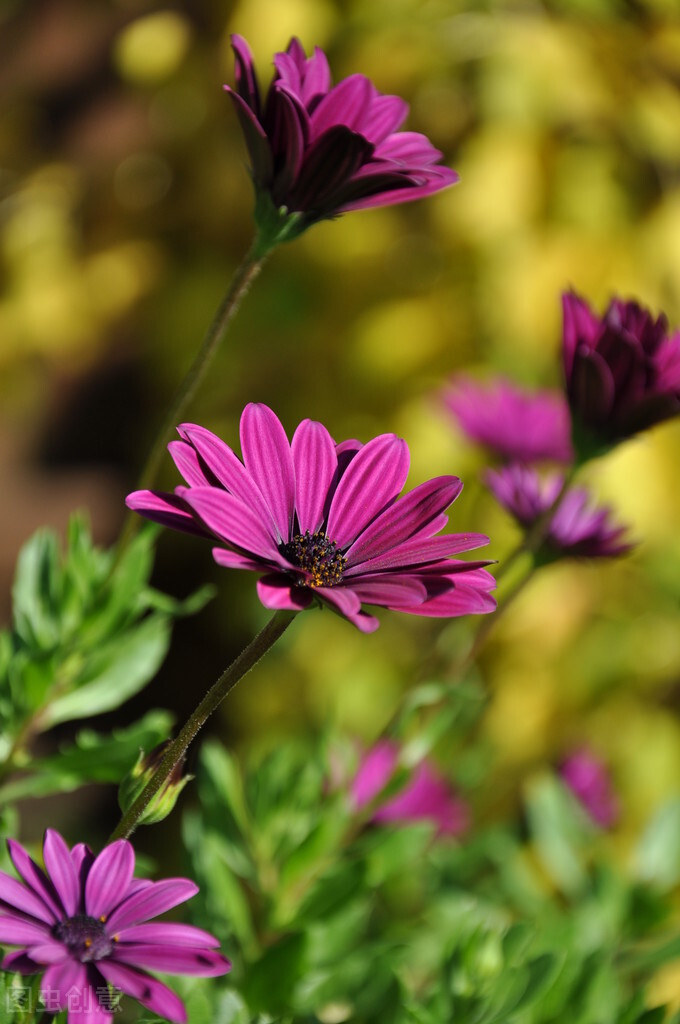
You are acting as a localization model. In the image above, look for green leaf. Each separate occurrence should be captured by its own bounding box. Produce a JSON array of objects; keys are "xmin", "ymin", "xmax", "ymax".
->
[
  {"xmin": 635, "ymin": 797, "xmax": 680, "ymax": 890},
  {"xmin": 0, "ymin": 711, "xmax": 173, "ymax": 803},
  {"xmin": 43, "ymin": 615, "xmax": 171, "ymax": 725},
  {"xmin": 296, "ymin": 860, "xmax": 366, "ymax": 925},
  {"xmin": 12, "ymin": 528, "xmax": 62, "ymax": 652},
  {"xmin": 242, "ymin": 933, "xmax": 307, "ymax": 1015},
  {"xmin": 524, "ymin": 773, "xmax": 590, "ymax": 896}
]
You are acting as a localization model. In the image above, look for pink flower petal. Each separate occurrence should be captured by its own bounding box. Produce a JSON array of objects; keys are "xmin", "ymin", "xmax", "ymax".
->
[
  {"xmin": 85, "ymin": 841, "xmax": 135, "ymax": 921},
  {"xmin": 97, "ymin": 961, "xmax": 187, "ymax": 1024},
  {"xmin": 292, "ymin": 418, "xmax": 338, "ymax": 533},
  {"xmin": 345, "ymin": 476, "xmax": 462, "ymax": 565},
  {"xmin": 112, "ymin": 943, "xmax": 231, "ymax": 976},
  {"xmin": 106, "ymin": 879, "xmax": 197, "ymax": 932},
  {"xmin": 239, "ymin": 404, "xmax": 296, "ymax": 541},
  {"xmin": 43, "ymin": 830, "xmax": 80, "ymax": 917},
  {"xmin": 326, "ymin": 434, "xmax": 410, "ymax": 549},
  {"xmin": 7, "ymin": 839, "xmax": 63, "ymax": 921}
]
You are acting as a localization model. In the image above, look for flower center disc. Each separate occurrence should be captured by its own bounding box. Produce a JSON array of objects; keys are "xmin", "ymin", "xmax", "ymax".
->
[
  {"xmin": 281, "ymin": 530, "xmax": 346, "ymax": 588},
  {"xmin": 53, "ymin": 915, "xmax": 113, "ymax": 962}
]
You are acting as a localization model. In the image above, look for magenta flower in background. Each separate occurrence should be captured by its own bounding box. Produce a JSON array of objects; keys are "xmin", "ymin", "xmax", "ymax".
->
[
  {"xmin": 560, "ymin": 749, "xmax": 619, "ymax": 828},
  {"xmin": 352, "ymin": 740, "xmax": 470, "ymax": 837},
  {"xmin": 443, "ymin": 376, "xmax": 573, "ymax": 464},
  {"xmin": 127, "ymin": 403, "xmax": 495, "ymax": 633},
  {"xmin": 562, "ymin": 291, "xmax": 680, "ymax": 457},
  {"xmin": 224, "ymin": 35, "xmax": 459, "ymax": 242},
  {"xmin": 0, "ymin": 830, "xmax": 230, "ymax": 1023},
  {"xmin": 485, "ymin": 464, "xmax": 634, "ymax": 562}
]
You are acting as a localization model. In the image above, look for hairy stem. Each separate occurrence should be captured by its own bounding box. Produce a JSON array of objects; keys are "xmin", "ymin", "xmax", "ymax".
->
[
  {"xmin": 110, "ymin": 609, "xmax": 296, "ymax": 840},
  {"xmin": 117, "ymin": 240, "xmax": 269, "ymax": 554}
]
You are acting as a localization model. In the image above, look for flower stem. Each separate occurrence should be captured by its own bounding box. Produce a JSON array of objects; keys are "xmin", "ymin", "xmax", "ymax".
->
[
  {"xmin": 109, "ymin": 609, "xmax": 296, "ymax": 841},
  {"xmin": 117, "ymin": 239, "xmax": 269, "ymax": 554}
]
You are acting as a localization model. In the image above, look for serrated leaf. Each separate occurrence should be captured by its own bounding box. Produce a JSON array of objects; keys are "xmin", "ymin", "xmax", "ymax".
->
[{"xmin": 43, "ymin": 615, "xmax": 171, "ymax": 725}]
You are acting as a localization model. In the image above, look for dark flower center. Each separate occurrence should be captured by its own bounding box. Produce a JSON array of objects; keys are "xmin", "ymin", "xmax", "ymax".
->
[
  {"xmin": 53, "ymin": 915, "xmax": 113, "ymax": 962},
  {"xmin": 280, "ymin": 530, "xmax": 346, "ymax": 587}
]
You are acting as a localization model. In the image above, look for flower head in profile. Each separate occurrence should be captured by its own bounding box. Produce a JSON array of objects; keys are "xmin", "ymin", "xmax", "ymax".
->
[
  {"xmin": 485, "ymin": 464, "xmax": 634, "ymax": 563},
  {"xmin": 351, "ymin": 740, "xmax": 469, "ymax": 837},
  {"xmin": 560, "ymin": 749, "xmax": 619, "ymax": 828},
  {"xmin": 127, "ymin": 403, "xmax": 495, "ymax": 633},
  {"xmin": 562, "ymin": 291, "xmax": 680, "ymax": 458},
  {"xmin": 0, "ymin": 830, "xmax": 230, "ymax": 1024},
  {"xmin": 443, "ymin": 376, "xmax": 573, "ymax": 465},
  {"xmin": 224, "ymin": 35, "xmax": 459, "ymax": 245}
]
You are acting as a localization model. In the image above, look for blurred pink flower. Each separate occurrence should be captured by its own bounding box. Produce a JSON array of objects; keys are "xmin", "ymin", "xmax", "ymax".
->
[
  {"xmin": 351, "ymin": 740, "xmax": 469, "ymax": 837},
  {"xmin": 444, "ymin": 376, "xmax": 573, "ymax": 465},
  {"xmin": 485, "ymin": 464, "xmax": 634, "ymax": 562},
  {"xmin": 560, "ymin": 749, "xmax": 620, "ymax": 828},
  {"xmin": 224, "ymin": 35, "xmax": 458, "ymax": 240}
]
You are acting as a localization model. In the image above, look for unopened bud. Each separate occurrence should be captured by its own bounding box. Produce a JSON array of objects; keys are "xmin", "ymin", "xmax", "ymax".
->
[{"xmin": 118, "ymin": 742, "xmax": 192, "ymax": 826}]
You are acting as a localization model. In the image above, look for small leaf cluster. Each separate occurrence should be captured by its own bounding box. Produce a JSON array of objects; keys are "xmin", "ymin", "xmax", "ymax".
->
[{"xmin": 0, "ymin": 514, "xmax": 212, "ymax": 802}]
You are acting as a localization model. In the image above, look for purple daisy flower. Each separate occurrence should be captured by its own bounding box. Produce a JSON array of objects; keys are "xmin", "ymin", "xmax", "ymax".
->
[
  {"xmin": 485, "ymin": 464, "xmax": 634, "ymax": 562},
  {"xmin": 560, "ymin": 749, "xmax": 619, "ymax": 828},
  {"xmin": 562, "ymin": 291, "xmax": 680, "ymax": 456},
  {"xmin": 126, "ymin": 403, "xmax": 496, "ymax": 633},
  {"xmin": 0, "ymin": 830, "xmax": 230, "ymax": 1024},
  {"xmin": 351, "ymin": 740, "xmax": 470, "ymax": 837},
  {"xmin": 443, "ymin": 376, "xmax": 573, "ymax": 465},
  {"xmin": 224, "ymin": 35, "xmax": 458, "ymax": 239}
]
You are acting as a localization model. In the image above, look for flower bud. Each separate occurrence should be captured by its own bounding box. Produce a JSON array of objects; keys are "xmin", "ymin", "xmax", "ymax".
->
[{"xmin": 118, "ymin": 742, "xmax": 192, "ymax": 826}]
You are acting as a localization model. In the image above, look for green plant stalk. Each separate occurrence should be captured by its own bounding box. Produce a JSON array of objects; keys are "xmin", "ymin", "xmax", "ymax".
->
[
  {"xmin": 116, "ymin": 239, "xmax": 270, "ymax": 555},
  {"xmin": 109, "ymin": 609, "xmax": 296, "ymax": 841}
]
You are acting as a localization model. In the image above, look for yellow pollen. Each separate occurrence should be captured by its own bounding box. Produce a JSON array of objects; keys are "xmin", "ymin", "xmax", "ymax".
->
[
  {"xmin": 280, "ymin": 530, "xmax": 346, "ymax": 588},
  {"xmin": 85, "ymin": 938, "xmax": 92, "ymax": 948},
  {"xmin": 99, "ymin": 915, "xmax": 107, "ymax": 923}
]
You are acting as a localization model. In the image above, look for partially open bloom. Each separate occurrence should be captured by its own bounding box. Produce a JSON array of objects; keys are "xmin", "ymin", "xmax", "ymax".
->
[
  {"xmin": 562, "ymin": 291, "xmax": 680, "ymax": 457},
  {"xmin": 224, "ymin": 35, "xmax": 458, "ymax": 244},
  {"xmin": 560, "ymin": 749, "xmax": 619, "ymax": 828},
  {"xmin": 485, "ymin": 464, "xmax": 634, "ymax": 562},
  {"xmin": 0, "ymin": 830, "xmax": 230, "ymax": 1023},
  {"xmin": 127, "ymin": 403, "xmax": 495, "ymax": 633},
  {"xmin": 443, "ymin": 376, "xmax": 573, "ymax": 464},
  {"xmin": 351, "ymin": 740, "xmax": 469, "ymax": 837}
]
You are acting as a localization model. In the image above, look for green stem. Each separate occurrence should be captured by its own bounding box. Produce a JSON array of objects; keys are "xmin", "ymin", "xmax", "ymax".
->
[
  {"xmin": 117, "ymin": 239, "xmax": 269, "ymax": 554},
  {"xmin": 109, "ymin": 609, "xmax": 296, "ymax": 841},
  {"xmin": 454, "ymin": 566, "xmax": 535, "ymax": 678}
]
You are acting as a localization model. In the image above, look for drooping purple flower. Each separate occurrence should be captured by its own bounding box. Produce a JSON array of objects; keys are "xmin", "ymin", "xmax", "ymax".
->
[
  {"xmin": 443, "ymin": 376, "xmax": 573, "ymax": 465},
  {"xmin": 0, "ymin": 830, "xmax": 230, "ymax": 1024},
  {"xmin": 485, "ymin": 464, "xmax": 634, "ymax": 562},
  {"xmin": 560, "ymin": 749, "xmax": 619, "ymax": 828},
  {"xmin": 127, "ymin": 403, "xmax": 495, "ymax": 634},
  {"xmin": 351, "ymin": 740, "xmax": 470, "ymax": 837},
  {"xmin": 562, "ymin": 291, "xmax": 680, "ymax": 457},
  {"xmin": 224, "ymin": 35, "xmax": 459, "ymax": 242}
]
